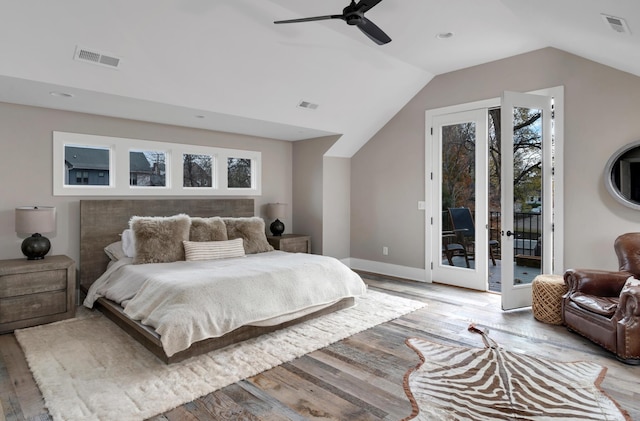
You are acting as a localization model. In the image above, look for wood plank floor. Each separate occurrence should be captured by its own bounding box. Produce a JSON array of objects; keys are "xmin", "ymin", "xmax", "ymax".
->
[{"xmin": 1, "ymin": 275, "xmax": 639, "ymax": 421}]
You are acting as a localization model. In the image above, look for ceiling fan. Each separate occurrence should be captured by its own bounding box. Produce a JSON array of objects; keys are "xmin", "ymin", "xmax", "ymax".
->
[{"xmin": 274, "ymin": 0, "xmax": 392, "ymax": 45}]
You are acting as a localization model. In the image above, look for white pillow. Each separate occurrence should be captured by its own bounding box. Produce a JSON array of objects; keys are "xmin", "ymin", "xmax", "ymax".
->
[
  {"xmin": 121, "ymin": 229, "xmax": 136, "ymax": 258},
  {"xmin": 183, "ymin": 238, "xmax": 245, "ymax": 261},
  {"xmin": 104, "ymin": 241, "xmax": 126, "ymax": 262}
]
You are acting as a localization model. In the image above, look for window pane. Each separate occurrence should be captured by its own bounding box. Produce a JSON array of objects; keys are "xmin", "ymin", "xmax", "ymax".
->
[
  {"xmin": 183, "ymin": 154, "xmax": 213, "ymax": 187},
  {"xmin": 228, "ymin": 158, "xmax": 252, "ymax": 188},
  {"xmin": 64, "ymin": 145, "xmax": 110, "ymax": 186},
  {"xmin": 130, "ymin": 151, "xmax": 165, "ymax": 187}
]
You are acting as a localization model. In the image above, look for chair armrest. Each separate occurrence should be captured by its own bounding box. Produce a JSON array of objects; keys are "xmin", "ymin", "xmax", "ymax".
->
[
  {"xmin": 564, "ymin": 269, "xmax": 631, "ymax": 297},
  {"xmin": 618, "ymin": 284, "xmax": 640, "ymax": 319}
]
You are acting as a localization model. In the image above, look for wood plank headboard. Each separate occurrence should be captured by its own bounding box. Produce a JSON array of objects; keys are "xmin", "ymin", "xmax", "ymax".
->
[{"xmin": 79, "ymin": 199, "xmax": 254, "ymax": 292}]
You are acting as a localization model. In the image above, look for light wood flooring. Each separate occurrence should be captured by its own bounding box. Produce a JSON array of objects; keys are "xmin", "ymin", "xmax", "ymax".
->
[{"xmin": 1, "ymin": 275, "xmax": 639, "ymax": 421}]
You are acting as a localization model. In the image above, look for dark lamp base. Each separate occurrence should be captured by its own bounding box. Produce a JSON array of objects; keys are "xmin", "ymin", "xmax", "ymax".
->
[
  {"xmin": 21, "ymin": 233, "xmax": 51, "ymax": 260},
  {"xmin": 270, "ymin": 219, "xmax": 285, "ymax": 236}
]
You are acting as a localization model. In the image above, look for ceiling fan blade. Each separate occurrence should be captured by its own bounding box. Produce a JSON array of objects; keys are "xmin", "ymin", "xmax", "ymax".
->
[
  {"xmin": 274, "ymin": 15, "xmax": 342, "ymax": 24},
  {"xmin": 354, "ymin": 0, "xmax": 384, "ymax": 14},
  {"xmin": 356, "ymin": 17, "xmax": 391, "ymax": 45}
]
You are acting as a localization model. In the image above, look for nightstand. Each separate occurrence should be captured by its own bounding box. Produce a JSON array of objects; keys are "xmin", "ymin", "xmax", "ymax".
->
[
  {"xmin": 0, "ymin": 255, "xmax": 76, "ymax": 333},
  {"xmin": 267, "ymin": 234, "xmax": 311, "ymax": 253}
]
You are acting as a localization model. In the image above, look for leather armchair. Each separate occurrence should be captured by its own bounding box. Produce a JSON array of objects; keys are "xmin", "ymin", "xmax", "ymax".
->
[{"xmin": 562, "ymin": 232, "xmax": 640, "ymax": 364}]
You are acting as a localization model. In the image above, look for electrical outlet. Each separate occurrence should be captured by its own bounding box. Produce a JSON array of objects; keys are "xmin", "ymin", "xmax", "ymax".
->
[{"xmin": 382, "ymin": 246, "xmax": 389, "ymax": 255}]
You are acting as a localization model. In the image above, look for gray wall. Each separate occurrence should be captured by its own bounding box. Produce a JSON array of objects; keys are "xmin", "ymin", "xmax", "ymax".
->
[
  {"xmin": 0, "ymin": 102, "xmax": 293, "ymax": 265},
  {"xmin": 322, "ymin": 156, "xmax": 350, "ymax": 259},
  {"xmin": 291, "ymin": 136, "xmax": 338, "ymax": 254},
  {"xmin": 351, "ymin": 47, "xmax": 640, "ymax": 273}
]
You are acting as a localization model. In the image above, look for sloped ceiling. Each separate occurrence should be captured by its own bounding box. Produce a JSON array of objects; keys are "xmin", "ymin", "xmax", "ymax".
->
[{"xmin": 0, "ymin": 1, "xmax": 638, "ymax": 157}]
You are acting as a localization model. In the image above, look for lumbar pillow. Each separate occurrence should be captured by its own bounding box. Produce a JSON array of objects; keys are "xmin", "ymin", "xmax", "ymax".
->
[
  {"xmin": 223, "ymin": 217, "xmax": 274, "ymax": 254},
  {"xmin": 189, "ymin": 217, "xmax": 228, "ymax": 242},
  {"xmin": 183, "ymin": 238, "xmax": 245, "ymax": 261},
  {"xmin": 130, "ymin": 214, "xmax": 191, "ymax": 264}
]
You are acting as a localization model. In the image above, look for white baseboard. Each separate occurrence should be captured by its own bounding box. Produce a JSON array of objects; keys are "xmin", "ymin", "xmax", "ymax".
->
[{"xmin": 343, "ymin": 258, "xmax": 429, "ymax": 283}]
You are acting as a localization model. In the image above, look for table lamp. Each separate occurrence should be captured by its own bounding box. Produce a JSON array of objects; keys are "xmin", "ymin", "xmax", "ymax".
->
[
  {"xmin": 267, "ymin": 203, "xmax": 286, "ymax": 236},
  {"xmin": 15, "ymin": 206, "xmax": 56, "ymax": 260}
]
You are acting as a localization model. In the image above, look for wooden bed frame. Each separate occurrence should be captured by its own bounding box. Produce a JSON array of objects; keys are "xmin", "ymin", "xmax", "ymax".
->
[{"xmin": 79, "ymin": 199, "xmax": 354, "ymax": 364}]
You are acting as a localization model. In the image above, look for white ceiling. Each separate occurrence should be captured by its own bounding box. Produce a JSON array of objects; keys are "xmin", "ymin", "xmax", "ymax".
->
[{"xmin": 1, "ymin": 0, "xmax": 638, "ymax": 157}]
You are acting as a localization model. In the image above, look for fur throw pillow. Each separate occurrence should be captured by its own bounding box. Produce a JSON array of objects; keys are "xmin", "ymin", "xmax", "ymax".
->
[
  {"xmin": 189, "ymin": 217, "xmax": 228, "ymax": 242},
  {"xmin": 130, "ymin": 214, "xmax": 191, "ymax": 264},
  {"xmin": 223, "ymin": 217, "xmax": 274, "ymax": 254}
]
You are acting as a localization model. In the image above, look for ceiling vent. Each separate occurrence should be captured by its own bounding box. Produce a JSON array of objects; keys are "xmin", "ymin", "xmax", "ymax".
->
[
  {"xmin": 601, "ymin": 14, "xmax": 631, "ymax": 35},
  {"xmin": 297, "ymin": 100, "xmax": 319, "ymax": 110},
  {"xmin": 73, "ymin": 46, "xmax": 122, "ymax": 69}
]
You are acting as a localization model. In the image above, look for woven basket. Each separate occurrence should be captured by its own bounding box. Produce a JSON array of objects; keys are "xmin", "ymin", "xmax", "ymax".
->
[{"xmin": 532, "ymin": 274, "xmax": 567, "ymax": 325}]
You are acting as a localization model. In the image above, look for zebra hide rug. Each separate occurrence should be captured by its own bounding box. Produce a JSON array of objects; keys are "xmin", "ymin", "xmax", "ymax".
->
[{"xmin": 402, "ymin": 325, "xmax": 630, "ymax": 421}]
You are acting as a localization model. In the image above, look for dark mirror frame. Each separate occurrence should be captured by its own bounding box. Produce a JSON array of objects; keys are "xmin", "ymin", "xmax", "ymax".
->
[{"xmin": 604, "ymin": 140, "xmax": 640, "ymax": 210}]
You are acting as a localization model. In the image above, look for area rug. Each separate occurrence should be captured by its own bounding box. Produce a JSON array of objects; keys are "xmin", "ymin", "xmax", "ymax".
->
[
  {"xmin": 402, "ymin": 325, "xmax": 631, "ymax": 421},
  {"xmin": 15, "ymin": 289, "xmax": 425, "ymax": 421}
]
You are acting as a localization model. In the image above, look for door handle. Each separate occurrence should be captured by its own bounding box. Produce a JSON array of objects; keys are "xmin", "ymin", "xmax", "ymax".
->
[{"xmin": 505, "ymin": 230, "xmax": 514, "ymax": 237}]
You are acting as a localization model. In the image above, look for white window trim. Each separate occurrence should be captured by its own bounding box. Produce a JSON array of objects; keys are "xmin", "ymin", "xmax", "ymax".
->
[{"xmin": 53, "ymin": 132, "xmax": 262, "ymax": 196}]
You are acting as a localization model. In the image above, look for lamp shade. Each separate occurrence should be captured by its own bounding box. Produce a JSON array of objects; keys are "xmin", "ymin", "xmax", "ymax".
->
[
  {"xmin": 267, "ymin": 203, "xmax": 287, "ymax": 220},
  {"xmin": 15, "ymin": 206, "xmax": 56, "ymax": 234}
]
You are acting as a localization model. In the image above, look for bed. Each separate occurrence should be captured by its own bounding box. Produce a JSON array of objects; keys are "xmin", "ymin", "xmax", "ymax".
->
[{"xmin": 79, "ymin": 199, "xmax": 366, "ymax": 363}]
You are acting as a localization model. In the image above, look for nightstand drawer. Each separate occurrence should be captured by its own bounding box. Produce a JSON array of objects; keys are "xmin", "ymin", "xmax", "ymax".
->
[
  {"xmin": 0, "ymin": 290, "xmax": 67, "ymax": 323},
  {"xmin": 282, "ymin": 238, "xmax": 311, "ymax": 253},
  {"xmin": 0, "ymin": 269, "xmax": 67, "ymax": 298},
  {"xmin": 267, "ymin": 234, "xmax": 311, "ymax": 253}
]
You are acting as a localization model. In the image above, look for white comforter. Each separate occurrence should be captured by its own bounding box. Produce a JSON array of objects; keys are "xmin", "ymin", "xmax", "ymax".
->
[{"xmin": 84, "ymin": 251, "xmax": 367, "ymax": 357}]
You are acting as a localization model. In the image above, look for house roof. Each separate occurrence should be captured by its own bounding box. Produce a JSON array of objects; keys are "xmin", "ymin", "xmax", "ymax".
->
[
  {"xmin": 1, "ymin": 1, "xmax": 638, "ymax": 157},
  {"xmin": 65, "ymin": 147, "xmax": 150, "ymax": 172}
]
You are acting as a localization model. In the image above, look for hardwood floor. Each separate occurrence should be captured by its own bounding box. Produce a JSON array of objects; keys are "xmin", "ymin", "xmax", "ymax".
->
[{"xmin": 1, "ymin": 276, "xmax": 639, "ymax": 420}]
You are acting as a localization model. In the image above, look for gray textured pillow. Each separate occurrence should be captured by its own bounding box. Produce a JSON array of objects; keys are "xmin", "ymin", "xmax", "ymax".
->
[
  {"xmin": 223, "ymin": 217, "xmax": 274, "ymax": 254},
  {"xmin": 189, "ymin": 217, "xmax": 228, "ymax": 242},
  {"xmin": 104, "ymin": 241, "xmax": 126, "ymax": 262},
  {"xmin": 130, "ymin": 214, "xmax": 191, "ymax": 264}
]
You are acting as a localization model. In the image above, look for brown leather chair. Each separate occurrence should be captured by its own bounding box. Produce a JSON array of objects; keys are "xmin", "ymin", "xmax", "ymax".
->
[{"xmin": 562, "ymin": 233, "xmax": 640, "ymax": 364}]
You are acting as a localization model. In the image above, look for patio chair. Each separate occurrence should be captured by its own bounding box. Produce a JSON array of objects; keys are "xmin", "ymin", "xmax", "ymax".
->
[
  {"xmin": 442, "ymin": 230, "xmax": 470, "ymax": 268},
  {"xmin": 448, "ymin": 207, "xmax": 499, "ymax": 266}
]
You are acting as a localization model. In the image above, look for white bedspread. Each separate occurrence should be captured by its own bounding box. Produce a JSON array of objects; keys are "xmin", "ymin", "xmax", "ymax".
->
[{"xmin": 84, "ymin": 251, "xmax": 367, "ymax": 357}]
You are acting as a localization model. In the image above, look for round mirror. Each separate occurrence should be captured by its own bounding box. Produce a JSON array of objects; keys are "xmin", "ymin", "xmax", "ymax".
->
[{"xmin": 604, "ymin": 140, "xmax": 640, "ymax": 210}]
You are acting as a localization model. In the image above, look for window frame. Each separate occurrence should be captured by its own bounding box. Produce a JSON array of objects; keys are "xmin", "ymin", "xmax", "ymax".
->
[{"xmin": 53, "ymin": 132, "xmax": 261, "ymax": 196}]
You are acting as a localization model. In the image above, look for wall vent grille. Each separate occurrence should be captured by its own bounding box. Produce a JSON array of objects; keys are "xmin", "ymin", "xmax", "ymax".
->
[
  {"xmin": 298, "ymin": 100, "xmax": 319, "ymax": 110},
  {"xmin": 74, "ymin": 46, "xmax": 121, "ymax": 69},
  {"xmin": 601, "ymin": 14, "xmax": 631, "ymax": 35}
]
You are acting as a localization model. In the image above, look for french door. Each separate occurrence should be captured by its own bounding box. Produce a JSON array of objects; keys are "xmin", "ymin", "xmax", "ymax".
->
[
  {"xmin": 500, "ymin": 91, "xmax": 553, "ymax": 310},
  {"xmin": 427, "ymin": 90, "xmax": 558, "ymax": 305},
  {"xmin": 431, "ymin": 109, "xmax": 489, "ymax": 291}
]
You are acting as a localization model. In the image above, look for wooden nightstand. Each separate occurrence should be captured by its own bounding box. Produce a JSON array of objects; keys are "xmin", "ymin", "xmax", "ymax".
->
[
  {"xmin": 0, "ymin": 255, "xmax": 76, "ymax": 333},
  {"xmin": 267, "ymin": 234, "xmax": 311, "ymax": 253}
]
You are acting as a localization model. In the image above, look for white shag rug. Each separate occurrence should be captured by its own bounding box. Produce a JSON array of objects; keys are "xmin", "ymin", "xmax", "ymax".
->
[{"xmin": 15, "ymin": 290, "xmax": 426, "ymax": 421}]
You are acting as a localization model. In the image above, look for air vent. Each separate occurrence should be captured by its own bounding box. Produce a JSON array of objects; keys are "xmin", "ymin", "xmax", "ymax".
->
[
  {"xmin": 601, "ymin": 14, "xmax": 631, "ymax": 35},
  {"xmin": 297, "ymin": 100, "xmax": 319, "ymax": 110},
  {"xmin": 74, "ymin": 46, "xmax": 122, "ymax": 69}
]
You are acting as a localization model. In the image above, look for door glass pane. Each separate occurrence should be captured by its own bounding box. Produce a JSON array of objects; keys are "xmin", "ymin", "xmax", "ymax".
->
[
  {"xmin": 441, "ymin": 122, "xmax": 475, "ymax": 269},
  {"xmin": 512, "ymin": 107, "xmax": 543, "ymax": 284},
  {"xmin": 488, "ymin": 108, "xmax": 502, "ymax": 292}
]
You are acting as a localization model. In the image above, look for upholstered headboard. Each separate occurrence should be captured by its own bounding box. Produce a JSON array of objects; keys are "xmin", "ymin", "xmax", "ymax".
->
[{"xmin": 79, "ymin": 199, "xmax": 254, "ymax": 292}]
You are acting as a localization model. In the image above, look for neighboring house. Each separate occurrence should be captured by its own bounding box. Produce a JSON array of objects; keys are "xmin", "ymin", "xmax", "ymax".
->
[
  {"xmin": 64, "ymin": 146, "xmax": 110, "ymax": 186},
  {"xmin": 65, "ymin": 146, "xmax": 152, "ymax": 186},
  {"xmin": 128, "ymin": 152, "xmax": 153, "ymax": 186}
]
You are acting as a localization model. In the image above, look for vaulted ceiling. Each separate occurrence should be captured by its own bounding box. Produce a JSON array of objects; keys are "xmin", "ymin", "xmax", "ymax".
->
[{"xmin": 1, "ymin": 1, "xmax": 638, "ymax": 157}]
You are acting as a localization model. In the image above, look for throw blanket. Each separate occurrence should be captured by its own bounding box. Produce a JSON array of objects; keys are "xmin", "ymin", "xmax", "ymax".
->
[
  {"xmin": 84, "ymin": 251, "xmax": 366, "ymax": 356},
  {"xmin": 402, "ymin": 325, "xmax": 631, "ymax": 421}
]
